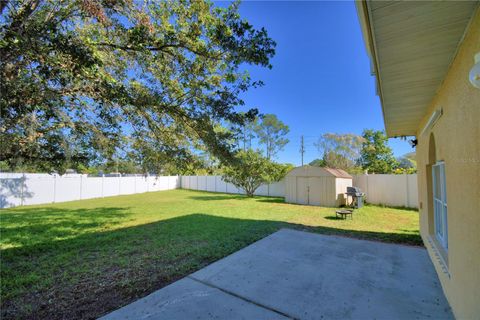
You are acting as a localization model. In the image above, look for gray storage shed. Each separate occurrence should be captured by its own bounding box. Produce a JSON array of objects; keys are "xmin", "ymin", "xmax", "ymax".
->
[{"xmin": 285, "ymin": 165, "xmax": 352, "ymax": 207}]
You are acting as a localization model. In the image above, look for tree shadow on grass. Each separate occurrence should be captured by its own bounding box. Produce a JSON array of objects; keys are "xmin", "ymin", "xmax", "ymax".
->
[
  {"xmin": 186, "ymin": 192, "xmax": 285, "ymax": 203},
  {"xmin": 365, "ymin": 203, "xmax": 419, "ymax": 212},
  {"xmin": 187, "ymin": 195, "xmax": 249, "ymax": 201},
  {"xmin": 0, "ymin": 206, "xmax": 131, "ymax": 249},
  {"xmin": 255, "ymin": 197, "xmax": 285, "ymax": 203},
  {"xmin": 324, "ymin": 216, "xmax": 346, "ymax": 220},
  {"xmin": 1, "ymin": 212, "xmax": 423, "ymax": 320}
]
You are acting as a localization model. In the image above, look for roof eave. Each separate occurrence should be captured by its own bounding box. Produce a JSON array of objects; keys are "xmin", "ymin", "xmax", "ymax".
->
[{"xmin": 355, "ymin": 0, "xmax": 394, "ymax": 138}]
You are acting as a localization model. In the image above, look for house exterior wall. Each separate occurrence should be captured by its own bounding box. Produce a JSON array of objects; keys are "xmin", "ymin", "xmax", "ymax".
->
[{"xmin": 415, "ymin": 10, "xmax": 480, "ymax": 319}]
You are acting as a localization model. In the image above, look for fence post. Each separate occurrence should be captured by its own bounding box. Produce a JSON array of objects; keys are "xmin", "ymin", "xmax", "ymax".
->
[
  {"xmin": 53, "ymin": 174, "xmax": 57, "ymax": 203},
  {"xmin": 101, "ymin": 174, "xmax": 105, "ymax": 198},
  {"xmin": 118, "ymin": 173, "xmax": 122, "ymax": 195},
  {"xmin": 21, "ymin": 173, "xmax": 25, "ymax": 206},
  {"xmin": 80, "ymin": 174, "xmax": 83, "ymax": 200},
  {"xmin": 405, "ymin": 173, "xmax": 410, "ymax": 208},
  {"xmin": 365, "ymin": 174, "xmax": 369, "ymax": 203}
]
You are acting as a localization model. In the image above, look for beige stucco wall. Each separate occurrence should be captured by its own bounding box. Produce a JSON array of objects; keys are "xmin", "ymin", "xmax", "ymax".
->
[{"xmin": 416, "ymin": 9, "xmax": 480, "ymax": 319}]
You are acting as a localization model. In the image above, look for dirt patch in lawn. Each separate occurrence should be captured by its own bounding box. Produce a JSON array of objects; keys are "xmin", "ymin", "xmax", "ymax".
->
[{"xmin": 2, "ymin": 256, "xmax": 204, "ymax": 320}]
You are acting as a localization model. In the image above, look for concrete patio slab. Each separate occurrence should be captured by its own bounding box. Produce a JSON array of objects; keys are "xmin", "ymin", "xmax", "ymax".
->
[
  {"xmin": 101, "ymin": 229, "xmax": 452, "ymax": 320},
  {"xmin": 101, "ymin": 277, "xmax": 288, "ymax": 320}
]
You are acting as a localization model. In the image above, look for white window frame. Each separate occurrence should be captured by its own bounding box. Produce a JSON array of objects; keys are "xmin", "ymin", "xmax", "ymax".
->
[{"xmin": 432, "ymin": 161, "xmax": 448, "ymax": 250}]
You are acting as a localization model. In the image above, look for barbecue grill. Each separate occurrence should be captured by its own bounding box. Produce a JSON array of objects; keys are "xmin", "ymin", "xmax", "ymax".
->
[{"xmin": 346, "ymin": 186, "xmax": 365, "ymax": 208}]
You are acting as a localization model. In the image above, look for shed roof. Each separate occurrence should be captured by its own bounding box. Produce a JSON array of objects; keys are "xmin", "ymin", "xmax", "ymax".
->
[{"xmin": 287, "ymin": 166, "xmax": 352, "ymax": 179}]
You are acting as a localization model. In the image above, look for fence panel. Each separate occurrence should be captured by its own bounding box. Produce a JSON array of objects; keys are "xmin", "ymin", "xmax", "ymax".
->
[
  {"xmin": 197, "ymin": 176, "xmax": 207, "ymax": 191},
  {"xmin": 55, "ymin": 176, "xmax": 82, "ymax": 203},
  {"xmin": 407, "ymin": 175, "xmax": 418, "ymax": 208},
  {"xmin": 181, "ymin": 176, "xmax": 286, "ymax": 197},
  {"xmin": 181, "ymin": 176, "xmax": 189, "ymax": 189},
  {"xmin": 0, "ymin": 175, "xmax": 26, "ymax": 207},
  {"xmin": 254, "ymin": 185, "xmax": 269, "ymax": 196},
  {"xmin": 216, "ymin": 176, "xmax": 227, "ymax": 193},
  {"xmin": 206, "ymin": 176, "xmax": 216, "ymax": 192},
  {"xmin": 119, "ymin": 176, "xmax": 136, "ymax": 195},
  {"xmin": 102, "ymin": 176, "xmax": 120, "ymax": 197},
  {"xmin": 81, "ymin": 176, "xmax": 103, "ymax": 199},
  {"xmin": 135, "ymin": 176, "xmax": 148, "ymax": 194},
  {"xmin": 23, "ymin": 176, "xmax": 55, "ymax": 206},
  {"xmin": 190, "ymin": 176, "xmax": 198, "ymax": 190},
  {"xmin": 169, "ymin": 176, "xmax": 180, "ymax": 189},
  {"xmin": 352, "ymin": 174, "xmax": 418, "ymax": 208},
  {"xmin": 0, "ymin": 174, "xmax": 179, "ymax": 208},
  {"xmin": 269, "ymin": 181, "xmax": 286, "ymax": 197},
  {"xmin": 226, "ymin": 181, "xmax": 242, "ymax": 194},
  {"xmin": 146, "ymin": 176, "xmax": 159, "ymax": 192},
  {"xmin": 1, "ymin": 173, "xmax": 417, "ymax": 209},
  {"xmin": 157, "ymin": 176, "xmax": 168, "ymax": 190}
]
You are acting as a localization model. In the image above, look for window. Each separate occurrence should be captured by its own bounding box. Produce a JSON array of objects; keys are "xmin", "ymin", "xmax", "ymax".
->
[{"xmin": 432, "ymin": 162, "xmax": 448, "ymax": 250}]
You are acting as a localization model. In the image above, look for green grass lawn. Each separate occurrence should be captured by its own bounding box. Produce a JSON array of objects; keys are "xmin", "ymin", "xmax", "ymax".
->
[{"xmin": 1, "ymin": 189, "xmax": 420, "ymax": 320}]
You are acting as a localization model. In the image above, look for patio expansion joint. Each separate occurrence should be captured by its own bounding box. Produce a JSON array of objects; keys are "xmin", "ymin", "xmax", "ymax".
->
[{"xmin": 187, "ymin": 275, "xmax": 299, "ymax": 320}]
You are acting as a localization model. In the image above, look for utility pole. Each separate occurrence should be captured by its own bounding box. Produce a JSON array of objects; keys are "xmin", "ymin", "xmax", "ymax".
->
[{"xmin": 300, "ymin": 135, "xmax": 305, "ymax": 166}]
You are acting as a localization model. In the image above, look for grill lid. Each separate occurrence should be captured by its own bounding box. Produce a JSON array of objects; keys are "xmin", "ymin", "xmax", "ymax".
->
[{"xmin": 346, "ymin": 186, "xmax": 364, "ymax": 196}]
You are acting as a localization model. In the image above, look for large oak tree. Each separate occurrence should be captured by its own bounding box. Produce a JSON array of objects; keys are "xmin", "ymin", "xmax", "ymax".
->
[{"xmin": 0, "ymin": 0, "xmax": 275, "ymax": 173}]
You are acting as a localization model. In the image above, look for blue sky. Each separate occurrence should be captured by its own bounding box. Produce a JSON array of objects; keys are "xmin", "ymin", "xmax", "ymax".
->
[{"xmin": 220, "ymin": 1, "xmax": 413, "ymax": 165}]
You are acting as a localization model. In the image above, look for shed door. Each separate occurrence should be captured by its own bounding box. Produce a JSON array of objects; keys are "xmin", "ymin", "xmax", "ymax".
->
[
  {"xmin": 296, "ymin": 177, "xmax": 309, "ymax": 205},
  {"xmin": 308, "ymin": 177, "xmax": 323, "ymax": 206}
]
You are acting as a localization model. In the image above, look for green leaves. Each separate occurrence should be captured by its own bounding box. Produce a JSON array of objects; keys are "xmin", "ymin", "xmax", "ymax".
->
[
  {"xmin": 253, "ymin": 114, "xmax": 290, "ymax": 159},
  {"xmin": 314, "ymin": 133, "xmax": 364, "ymax": 172},
  {"xmin": 358, "ymin": 129, "xmax": 398, "ymax": 174},
  {"xmin": 222, "ymin": 149, "xmax": 289, "ymax": 197},
  {"xmin": 1, "ymin": 0, "xmax": 276, "ymax": 173}
]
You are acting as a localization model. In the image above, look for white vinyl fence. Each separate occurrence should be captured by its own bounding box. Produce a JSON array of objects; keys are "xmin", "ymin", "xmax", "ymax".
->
[
  {"xmin": 0, "ymin": 173, "xmax": 418, "ymax": 209},
  {"xmin": 0, "ymin": 173, "xmax": 179, "ymax": 208},
  {"xmin": 180, "ymin": 175, "xmax": 285, "ymax": 197},
  {"xmin": 352, "ymin": 174, "xmax": 418, "ymax": 208},
  {"xmin": 182, "ymin": 174, "xmax": 418, "ymax": 209}
]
